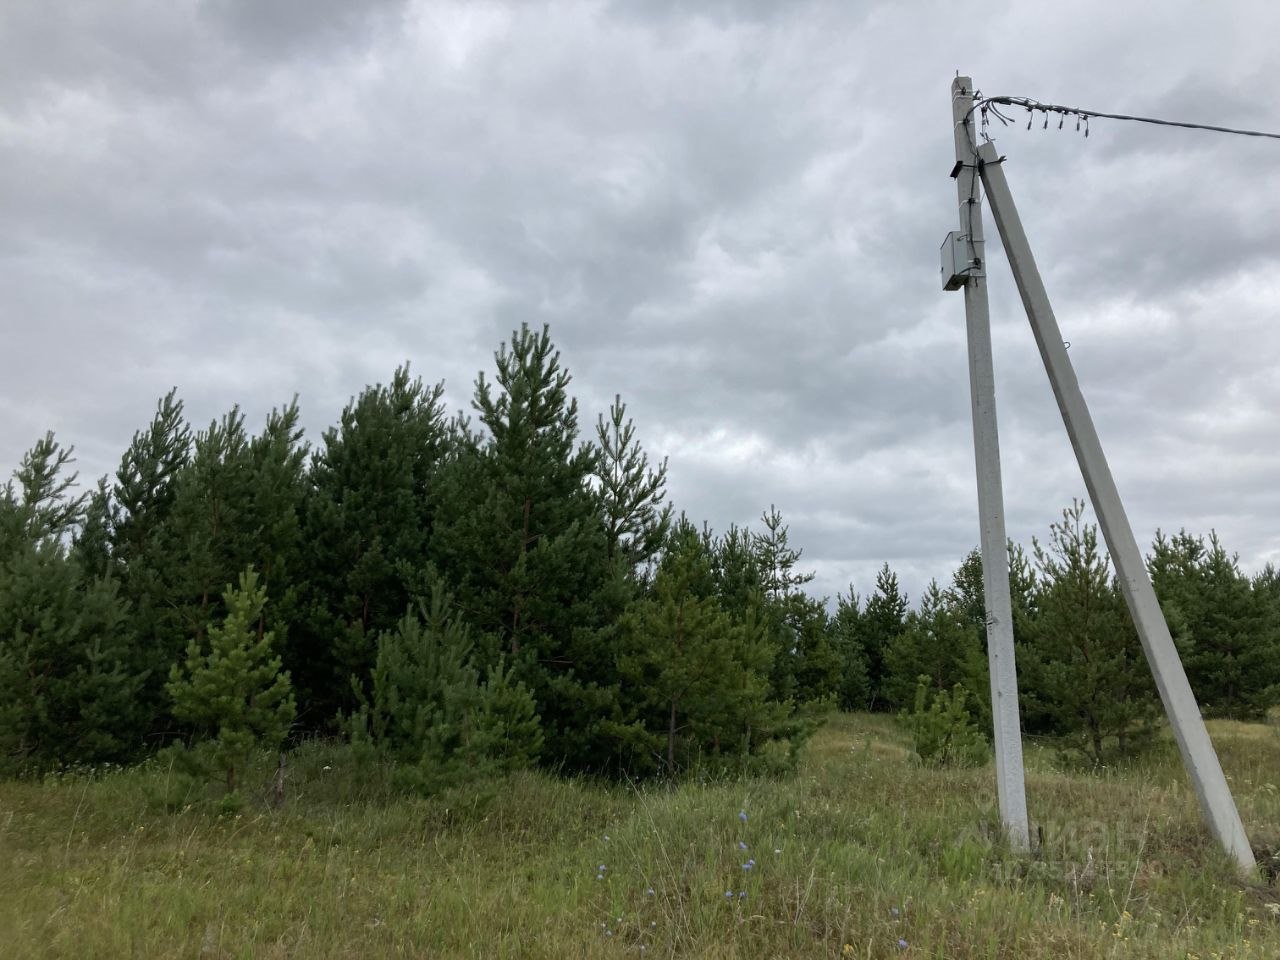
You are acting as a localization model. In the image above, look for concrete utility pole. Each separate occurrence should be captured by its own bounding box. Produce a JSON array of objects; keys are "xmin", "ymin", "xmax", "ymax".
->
[
  {"xmin": 976, "ymin": 139, "xmax": 1256, "ymax": 876},
  {"xmin": 945, "ymin": 76, "xmax": 1030, "ymax": 852}
]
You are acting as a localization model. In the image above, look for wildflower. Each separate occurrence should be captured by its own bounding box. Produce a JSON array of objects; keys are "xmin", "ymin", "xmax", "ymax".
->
[
  {"xmin": 843, "ymin": 946, "xmax": 855, "ymax": 956},
  {"xmin": 725, "ymin": 891, "xmax": 734, "ymax": 899},
  {"xmin": 774, "ymin": 848, "xmax": 781, "ymax": 855},
  {"xmin": 738, "ymin": 891, "xmax": 747, "ymax": 900},
  {"xmin": 603, "ymin": 835, "xmax": 610, "ymax": 841},
  {"xmin": 738, "ymin": 841, "xmax": 748, "ymax": 851},
  {"xmin": 596, "ymin": 874, "xmax": 604, "ymax": 881},
  {"xmin": 739, "ymin": 810, "xmax": 748, "ymax": 822},
  {"xmin": 646, "ymin": 888, "xmax": 655, "ymax": 897},
  {"xmin": 891, "ymin": 907, "xmax": 900, "ymax": 918},
  {"xmin": 742, "ymin": 859, "xmax": 755, "ymax": 870},
  {"xmin": 897, "ymin": 939, "xmax": 909, "ymax": 950}
]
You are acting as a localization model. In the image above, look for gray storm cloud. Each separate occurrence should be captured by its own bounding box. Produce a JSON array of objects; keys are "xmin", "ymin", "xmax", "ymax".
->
[{"xmin": 2, "ymin": 0, "xmax": 1278, "ymax": 604}]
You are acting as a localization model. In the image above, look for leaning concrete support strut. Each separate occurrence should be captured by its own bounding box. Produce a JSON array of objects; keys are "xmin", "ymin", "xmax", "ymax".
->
[{"xmin": 976, "ymin": 138, "xmax": 1255, "ymax": 876}]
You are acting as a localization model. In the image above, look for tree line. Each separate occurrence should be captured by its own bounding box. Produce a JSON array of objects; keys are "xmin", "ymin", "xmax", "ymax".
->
[
  {"xmin": 2, "ymin": 323, "xmax": 1276, "ymax": 789},
  {"xmin": 838, "ymin": 500, "xmax": 1280, "ymax": 765}
]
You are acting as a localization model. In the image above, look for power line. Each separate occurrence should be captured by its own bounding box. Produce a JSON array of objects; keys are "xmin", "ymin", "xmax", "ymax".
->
[{"xmin": 967, "ymin": 94, "xmax": 1280, "ymax": 141}]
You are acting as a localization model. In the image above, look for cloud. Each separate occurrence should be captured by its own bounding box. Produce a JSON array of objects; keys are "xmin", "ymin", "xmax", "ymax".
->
[{"xmin": 3, "ymin": 0, "xmax": 1278, "ymax": 604}]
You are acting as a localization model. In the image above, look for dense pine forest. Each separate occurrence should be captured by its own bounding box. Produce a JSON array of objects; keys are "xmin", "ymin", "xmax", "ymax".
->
[{"xmin": 2, "ymin": 323, "xmax": 1278, "ymax": 793}]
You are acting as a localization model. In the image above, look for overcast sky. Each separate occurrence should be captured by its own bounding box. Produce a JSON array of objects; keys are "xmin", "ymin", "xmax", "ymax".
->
[{"xmin": 3, "ymin": 0, "xmax": 1279, "ymax": 605}]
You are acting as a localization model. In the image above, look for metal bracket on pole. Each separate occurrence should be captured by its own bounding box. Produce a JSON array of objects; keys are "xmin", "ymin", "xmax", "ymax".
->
[
  {"xmin": 946, "ymin": 76, "xmax": 1030, "ymax": 852},
  {"xmin": 976, "ymin": 138, "xmax": 1256, "ymax": 877}
]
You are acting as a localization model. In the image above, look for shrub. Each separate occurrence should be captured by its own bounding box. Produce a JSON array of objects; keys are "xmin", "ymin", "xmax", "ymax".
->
[{"xmin": 905, "ymin": 677, "xmax": 989, "ymax": 768}]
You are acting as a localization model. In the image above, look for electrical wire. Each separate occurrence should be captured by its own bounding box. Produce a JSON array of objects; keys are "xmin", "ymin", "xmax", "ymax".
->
[{"xmin": 968, "ymin": 94, "xmax": 1280, "ymax": 141}]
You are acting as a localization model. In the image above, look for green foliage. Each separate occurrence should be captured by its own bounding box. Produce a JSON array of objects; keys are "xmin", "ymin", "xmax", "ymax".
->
[
  {"xmin": 882, "ymin": 581, "xmax": 988, "ymax": 724},
  {"xmin": 0, "ymin": 436, "xmax": 144, "ymax": 773},
  {"xmin": 905, "ymin": 678, "xmax": 990, "ymax": 768},
  {"xmin": 431, "ymin": 323, "xmax": 617, "ymax": 770},
  {"xmin": 32, "ymin": 322, "xmax": 1280, "ymax": 801},
  {"xmin": 1, "ymin": 432, "xmax": 88, "ymax": 548},
  {"xmin": 469, "ymin": 658, "xmax": 545, "ymax": 774},
  {"xmin": 345, "ymin": 583, "xmax": 541, "ymax": 792},
  {"xmin": 857, "ymin": 564, "xmax": 909, "ymax": 710},
  {"xmin": 0, "ymin": 542, "xmax": 144, "ymax": 773},
  {"xmin": 1023, "ymin": 501, "xmax": 1158, "ymax": 765},
  {"xmin": 1149, "ymin": 530, "xmax": 1279, "ymax": 718},
  {"xmin": 751, "ymin": 506, "xmax": 840, "ymax": 704},
  {"xmin": 166, "ymin": 402, "xmax": 307, "ymax": 664},
  {"xmin": 615, "ymin": 526, "xmax": 792, "ymax": 774},
  {"xmin": 84, "ymin": 391, "xmax": 192, "ymax": 731},
  {"xmin": 166, "ymin": 569, "xmax": 296, "ymax": 793},
  {"xmin": 594, "ymin": 393, "xmax": 671, "ymax": 575},
  {"xmin": 296, "ymin": 366, "xmax": 448, "ymax": 723},
  {"xmin": 829, "ymin": 587, "xmax": 871, "ymax": 711}
]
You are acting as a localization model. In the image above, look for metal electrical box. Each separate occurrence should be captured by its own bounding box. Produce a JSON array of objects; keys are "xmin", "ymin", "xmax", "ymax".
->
[{"xmin": 941, "ymin": 230, "xmax": 981, "ymax": 290}]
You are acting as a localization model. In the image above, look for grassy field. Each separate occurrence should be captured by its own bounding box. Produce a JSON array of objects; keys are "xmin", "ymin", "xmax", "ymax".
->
[{"xmin": 2, "ymin": 713, "xmax": 1279, "ymax": 959}]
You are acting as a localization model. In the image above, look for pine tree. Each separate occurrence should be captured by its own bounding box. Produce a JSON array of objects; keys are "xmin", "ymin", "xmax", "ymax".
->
[
  {"xmin": 946, "ymin": 544, "xmax": 1040, "ymax": 648},
  {"xmin": 161, "ymin": 402, "xmax": 308, "ymax": 734},
  {"xmin": 949, "ymin": 549, "xmax": 986, "ymax": 633},
  {"xmin": 787, "ymin": 594, "xmax": 843, "ymax": 702},
  {"xmin": 166, "ymin": 569, "xmax": 296, "ymax": 793},
  {"xmin": 710, "ymin": 522, "xmax": 761, "ymax": 611},
  {"xmin": 297, "ymin": 367, "xmax": 449, "ymax": 724},
  {"xmin": 2, "ymin": 432, "xmax": 87, "ymax": 548},
  {"xmin": 858, "ymin": 564, "xmax": 909, "ymax": 710},
  {"xmin": 594, "ymin": 394, "xmax": 671, "ymax": 575},
  {"xmin": 1149, "ymin": 530, "xmax": 1277, "ymax": 718},
  {"xmin": 749, "ymin": 506, "xmax": 837, "ymax": 702},
  {"xmin": 0, "ymin": 436, "xmax": 142, "ymax": 772},
  {"xmin": 431, "ymin": 324, "xmax": 616, "ymax": 770},
  {"xmin": 615, "ymin": 530, "xmax": 781, "ymax": 773},
  {"xmin": 1192, "ymin": 537, "xmax": 1277, "ymax": 716},
  {"xmin": 163, "ymin": 408, "xmax": 256, "ymax": 661},
  {"xmin": 1255, "ymin": 565, "xmax": 1280, "ymax": 711},
  {"xmin": 1024, "ymin": 500, "xmax": 1158, "ymax": 764},
  {"xmin": 346, "ymin": 583, "xmax": 541, "ymax": 791},
  {"xmin": 469, "ymin": 658, "xmax": 545, "ymax": 774},
  {"xmin": 112, "ymin": 390, "xmax": 191, "ymax": 571},
  {"xmin": 882, "ymin": 581, "xmax": 987, "ymax": 718},
  {"xmin": 1148, "ymin": 529, "xmax": 1205, "ymax": 661},
  {"xmin": 829, "ymin": 587, "xmax": 871, "ymax": 711},
  {"xmin": 905, "ymin": 679, "xmax": 990, "ymax": 768},
  {"xmin": 82, "ymin": 392, "xmax": 192, "ymax": 727}
]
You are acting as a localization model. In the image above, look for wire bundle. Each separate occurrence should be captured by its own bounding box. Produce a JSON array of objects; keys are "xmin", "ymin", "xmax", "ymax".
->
[{"xmin": 968, "ymin": 94, "xmax": 1280, "ymax": 142}]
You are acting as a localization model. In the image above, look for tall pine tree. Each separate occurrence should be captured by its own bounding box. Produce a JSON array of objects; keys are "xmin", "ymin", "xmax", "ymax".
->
[
  {"xmin": 431, "ymin": 324, "xmax": 617, "ymax": 770},
  {"xmin": 1024, "ymin": 500, "xmax": 1158, "ymax": 763},
  {"xmin": 295, "ymin": 367, "xmax": 449, "ymax": 724},
  {"xmin": 594, "ymin": 394, "xmax": 671, "ymax": 576},
  {"xmin": 0, "ymin": 436, "xmax": 143, "ymax": 771},
  {"xmin": 858, "ymin": 564, "xmax": 909, "ymax": 710},
  {"xmin": 615, "ymin": 525, "xmax": 783, "ymax": 774},
  {"xmin": 829, "ymin": 587, "xmax": 871, "ymax": 711}
]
